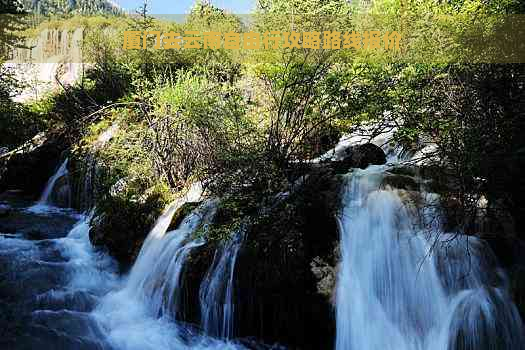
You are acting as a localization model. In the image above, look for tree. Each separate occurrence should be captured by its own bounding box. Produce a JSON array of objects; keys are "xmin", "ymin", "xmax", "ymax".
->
[
  {"xmin": 251, "ymin": 0, "xmax": 355, "ymax": 173},
  {"xmin": 0, "ymin": 0, "xmax": 26, "ymax": 59}
]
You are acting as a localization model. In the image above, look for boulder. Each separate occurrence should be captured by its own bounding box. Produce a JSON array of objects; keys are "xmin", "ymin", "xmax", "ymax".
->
[
  {"xmin": 331, "ymin": 143, "xmax": 386, "ymax": 173},
  {"xmin": 180, "ymin": 171, "xmax": 343, "ymax": 349},
  {"xmin": 48, "ymin": 176, "xmax": 71, "ymax": 208},
  {"xmin": 310, "ymin": 255, "xmax": 338, "ymax": 305},
  {"xmin": 351, "ymin": 143, "xmax": 387, "ymax": 168},
  {"xmin": 381, "ymin": 173, "xmax": 420, "ymax": 191},
  {"xmin": 89, "ymin": 194, "xmax": 169, "ymax": 271},
  {"xmin": 0, "ymin": 130, "xmax": 70, "ymax": 199}
]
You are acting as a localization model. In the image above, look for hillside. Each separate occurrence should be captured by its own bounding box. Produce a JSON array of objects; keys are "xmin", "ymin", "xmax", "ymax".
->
[{"xmin": 22, "ymin": 0, "xmax": 120, "ymax": 15}]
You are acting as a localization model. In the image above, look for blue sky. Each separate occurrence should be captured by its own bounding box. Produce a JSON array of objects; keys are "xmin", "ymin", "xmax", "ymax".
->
[{"xmin": 115, "ymin": 0, "xmax": 255, "ymax": 14}]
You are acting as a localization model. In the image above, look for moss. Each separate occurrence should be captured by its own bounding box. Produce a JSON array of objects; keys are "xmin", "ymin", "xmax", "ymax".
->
[
  {"xmin": 187, "ymin": 193, "xmax": 257, "ymax": 243},
  {"xmin": 82, "ymin": 118, "xmax": 114, "ymax": 145},
  {"xmin": 381, "ymin": 173, "xmax": 419, "ymax": 191},
  {"xmin": 89, "ymin": 182, "xmax": 173, "ymax": 269},
  {"xmin": 194, "ymin": 220, "xmax": 241, "ymax": 242},
  {"xmin": 168, "ymin": 202, "xmax": 200, "ymax": 231}
]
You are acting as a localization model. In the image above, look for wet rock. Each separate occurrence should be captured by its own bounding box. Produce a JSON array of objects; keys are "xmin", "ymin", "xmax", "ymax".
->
[
  {"xmin": 178, "ymin": 242, "xmax": 216, "ymax": 324},
  {"xmin": 237, "ymin": 337, "xmax": 287, "ymax": 350},
  {"xmin": 0, "ymin": 130, "xmax": 71, "ymax": 199},
  {"xmin": 381, "ymin": 173, "xmax": 419, "ymax": 191},
  {"xmin": 48, "ymin": 176, "xmax": 71, "ymax": 208},
  {"xmin": 0, "ymin": 204, "xmax": 10, "ymax": 218},
  {"xmin": 0, "ymin": 209, "xmax": 77, "ymax": 238},
  {"xmin": 310, "ymin": 256, "xmax": 337, "ymax": 305},
  {"xmin": 331, "ymin": 143, "xmax": 387, "ymax": 173},
  {"xmin": 89, "ymin": 194, "xmax": 171, "ymax": 271},
  {"xmin": 168, "ymin": 202, "xmax": 201, "ymax": 232},
  {"xmin": 389, "ymin": 165, "xmax": 420, "ymax": 177},
  {"xmin": 181, "ymin": 171, "xmax": 342, "ymax": 349},
  {"xmin": 351, "ymin": 143, "xmax": 387, "ymax": 168},
  {"xmin": 508, "ymin": 264, "xmax": 525, "ymax": 320}
]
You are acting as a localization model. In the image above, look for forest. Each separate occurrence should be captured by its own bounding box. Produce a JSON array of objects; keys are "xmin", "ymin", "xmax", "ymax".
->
[{"xmin": 0, "ymin": 0, "xmax": 524, "ymax": 349}]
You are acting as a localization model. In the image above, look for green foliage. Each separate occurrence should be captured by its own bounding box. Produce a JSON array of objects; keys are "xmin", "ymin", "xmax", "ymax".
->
[
  {"xmin": 194, "ymin": 220, "xmax": 241, "ymax": 242},
  {"xmin": 257, "ymin": 0, "xmax": 353, "ymax": 18},
  {"xmin": 2, "ymin": 0, "xmax": 523, "ymax": 246},
  {"xmin": 193, "ymin": 195, "xmax": 252, "ymax": 242},
  {"xmin": 142, "ymin": 71, "xmax": 254, "ymax": 191},
  {"xmin": 83, "ymin": 27, "xmax": 132, "ymax": 100},
  {"xmin": 0, "ymin": 98, "xmax": 44, "ymax": 148},
  {"xmin": 169, "ymin": 201, "xmax": 200, "ymax": 231},
  {"xmin": 186, "ymin": 1, "xmax": 243, "ymax": 33},
  {"xmin": 0, "ymin": 4, "xmax": 29, "ymax": 148},
  {"xmin": 183, "ymin": 5, "xmax": 243, "ymax": 84},
  {"xmin": 86, "ymin": 117, "xmax": 155, "ymax": 200}
]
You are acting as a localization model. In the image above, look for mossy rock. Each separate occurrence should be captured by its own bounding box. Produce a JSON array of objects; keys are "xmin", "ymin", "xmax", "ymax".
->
[
  {"xmin": 234, "ymin": 170, "xmax": 341, "ymax": 349},
  {"xmin": 0, "ymin": 130, "xmax": 70, "ymax": 198},
  {"xmin": 89, "ymin": 186, "xmax": 172, "ymax": 270},
  {"xmin": 389, "ymin": 165, "xmax": 419, "ymax": 177},
  {"xmin": 168, "ymin": 202, "xmax": 200, "ymax": 231},
  {"xmin": 180, "ymin": 169, "xmax": 342, "ymax": 349},
  {"xmin": 330, "ymin": 143, "xmax": 387, "ymax": 174},
  {"xmin": 381, "ymin": 173, "xmax": 420, "ymax": 191}
]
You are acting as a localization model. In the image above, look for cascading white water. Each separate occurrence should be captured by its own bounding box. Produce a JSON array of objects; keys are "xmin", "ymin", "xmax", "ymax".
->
[
  {"xmin": 81, "ymin": 122, "xmax": 120, "ymax": 210},
  {"xmin": 199, "ymin": 228, "xmax": 245, "ymax": 339},
  {"xmin": 125, "ymin": 205, "xmax": 208, "ymax": 319},
  {"xmin": 37, "ymin": 158, "xmax": 70, "ymax": 206},
  {"xmin": 55, "ymin": 210, "xmax": 119, "ymax": 294},
  {"xmin": 127, "ymin": 183, "xmax": 204, "ymax": 284},
  {"xmin": 90, "ymin": 186, "xmax": 247, "ymax": 349},
  {"xmin": 335, "ymin": 165, "xmax": 525, "ymax": 350},
  {"xmin": 6, "ymin": 27, "xmax": 84, "ymax": 102}
]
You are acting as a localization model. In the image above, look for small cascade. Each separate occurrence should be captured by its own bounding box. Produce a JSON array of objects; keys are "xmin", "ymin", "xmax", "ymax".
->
[
  {"xmin": 37, "ymin": 158, "xmax": 71, "ymax": 207},
  {"xmin": 2, "ymin": 178, "xmax": 251, "ymax": 349},
  {"xmin": 125, "ymin": 205, "xmax": 209, "ymax": 319},
  {"xmin": 199, "ymin": 228, "xmax": 246, "ymax": 339},
  {"xmin": 335, "ymin": 166, "xmax": 525, "ymax": 350},
  {"xmin": 59, "ymin": 210, "xmax": 119, "ymax": 293},
  {"xmin": 80, "ymin": 122, "xmax": 120, "ymax": 210},
  {"xmin": 90, "ymin": 187, "xmax": 250, "ymax": 350},
  {"xmin": 130, "ymin": 183, "xmax": 203, "ymax": 268}
]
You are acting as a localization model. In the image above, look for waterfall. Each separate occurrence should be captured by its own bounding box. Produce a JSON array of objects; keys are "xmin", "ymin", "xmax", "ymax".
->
[
  {"xmin": 199, "ymin": 228, "xmax": 245, "ymax": 339},
  {"xmin": 125, "ymin": 205, "xmax": 209, "ymax": 319},
  {"xmin": 5, "ymin": 27, "xmax": 84, "ymax": 102},
  {"xmin": 81, "ymin": 122, "xmax": 120, "ymax": 210},
  {"xmin": 335, "ymin": 165, "xmax": 525, "ymax": 350},
  {"xmin": 90, "ymin": 187, "xmax": 249, "ymax": 350},
  {"xmin": 37, "ymin": 158, "xmax": 70, "ymax": 206},
  {"xmin": 59, "ymin": 210, "xmax": 119, "ymax": 293}
]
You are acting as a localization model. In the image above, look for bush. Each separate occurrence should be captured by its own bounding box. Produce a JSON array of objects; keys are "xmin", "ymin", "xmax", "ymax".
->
[{"xmin": 143, "ymin": 72, "xmax": 255, "ymax": 192}]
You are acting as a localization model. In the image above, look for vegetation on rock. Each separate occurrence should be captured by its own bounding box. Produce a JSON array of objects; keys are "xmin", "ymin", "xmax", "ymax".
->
[{"xmin": 1, "ymin": 0, "xmax": 525, "ymax": 347}]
